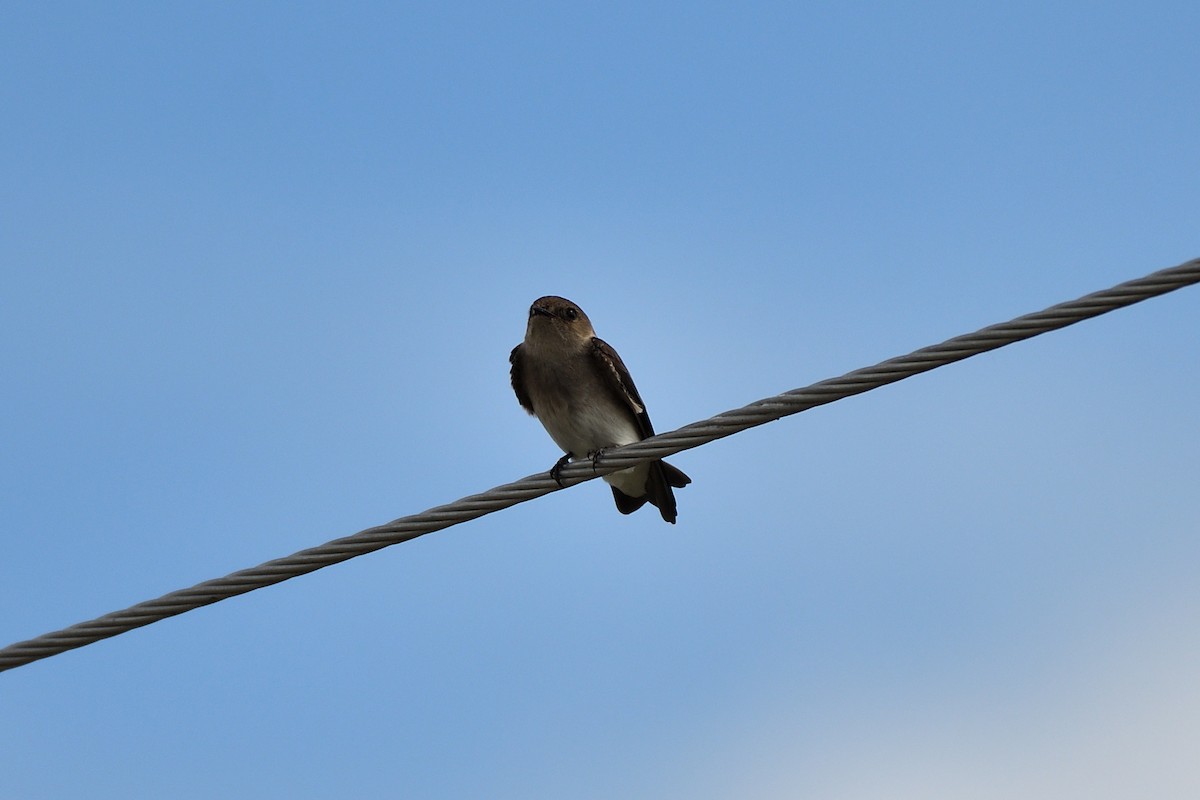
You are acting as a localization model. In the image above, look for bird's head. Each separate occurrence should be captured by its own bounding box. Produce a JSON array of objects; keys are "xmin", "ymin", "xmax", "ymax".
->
[{"xmin": 525, "ymin": 296, "xmax": 596, "ymax": 348}]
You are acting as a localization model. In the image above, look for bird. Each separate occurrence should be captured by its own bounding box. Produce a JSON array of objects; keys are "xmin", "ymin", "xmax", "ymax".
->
[{"xmin": 510, "ymin": 295, "xmax": 691, "ymax": 523}]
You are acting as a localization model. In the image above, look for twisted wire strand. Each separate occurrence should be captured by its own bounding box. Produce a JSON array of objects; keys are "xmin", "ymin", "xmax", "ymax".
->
[{"xmin": 2, "ymin": 257, "xmax": 1197, "ymax": 673}]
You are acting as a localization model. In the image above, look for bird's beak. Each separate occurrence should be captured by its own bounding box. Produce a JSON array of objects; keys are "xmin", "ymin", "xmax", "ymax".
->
[{"xmin": 531, "ymin": 305, "xmax": 554, "ymax": 319}]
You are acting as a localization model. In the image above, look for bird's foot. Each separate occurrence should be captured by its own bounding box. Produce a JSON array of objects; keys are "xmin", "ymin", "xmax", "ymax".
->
[
  {"xmin": 587, "ymin": 448, "xmax": 609, "ymax": 474},
  {"xmin": 549, "ymin": 453, "xmax": 572, "ymax": 488}
]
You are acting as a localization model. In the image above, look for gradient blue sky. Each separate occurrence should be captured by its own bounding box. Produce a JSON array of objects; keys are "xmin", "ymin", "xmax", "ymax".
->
[{"xmin": 3, "ymin": 3, "xmax": 1198, "ymax": 797}]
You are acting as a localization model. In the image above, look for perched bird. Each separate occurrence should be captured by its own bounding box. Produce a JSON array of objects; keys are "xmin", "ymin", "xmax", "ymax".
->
[{"xmin": 510, "ymin": 295, "xmax": 691, "ymax": 523}]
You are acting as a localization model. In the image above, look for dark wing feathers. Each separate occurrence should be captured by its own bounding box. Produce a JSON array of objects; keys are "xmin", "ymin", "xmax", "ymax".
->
[
  {"xmin": 509, "ymin": 344, "xmax": 535, "ymax": 415},
  {"xmin": 591, "ymin": 337, "xmax": 693, "ymax": 523},
  {"xmin": 590, "ymin": 337, "xmax": 654, "ymax": 439}
]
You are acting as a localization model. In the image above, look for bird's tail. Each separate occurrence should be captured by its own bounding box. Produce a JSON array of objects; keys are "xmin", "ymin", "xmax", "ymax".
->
[{"xmin": 611, "ymin": 459, "xmax": 692, "ymax": 524}]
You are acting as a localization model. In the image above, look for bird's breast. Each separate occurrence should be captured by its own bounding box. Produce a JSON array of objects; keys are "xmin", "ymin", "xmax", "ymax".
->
[{"xmin": 523, "ymin": 353, "xmax": 641, "ymax": 457}]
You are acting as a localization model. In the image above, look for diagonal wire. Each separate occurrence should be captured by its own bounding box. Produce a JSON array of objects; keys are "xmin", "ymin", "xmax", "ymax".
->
[{"xmin": 2, "ymin": 257, "xmax": 1198, "ymax": 674}]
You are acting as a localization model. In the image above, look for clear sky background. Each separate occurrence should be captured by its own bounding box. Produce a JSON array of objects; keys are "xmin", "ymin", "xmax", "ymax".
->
[{"xmin": 2, "ymin": 3, "xmax": 1198, "ymax": 797}]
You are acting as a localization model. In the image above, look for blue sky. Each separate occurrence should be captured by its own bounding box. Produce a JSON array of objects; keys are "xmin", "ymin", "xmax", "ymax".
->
[{"xmin": 2, "ymin": 2, "xmax": 1198, "ymax": 797}]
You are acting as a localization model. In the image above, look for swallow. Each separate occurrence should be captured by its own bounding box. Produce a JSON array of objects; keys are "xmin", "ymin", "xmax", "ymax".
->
[{"xmin": 510, "ymin": 296, "xmax": 691, "ymax": 523}]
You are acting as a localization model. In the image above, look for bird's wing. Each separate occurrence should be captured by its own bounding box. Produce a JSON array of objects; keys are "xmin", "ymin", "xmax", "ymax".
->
[
  {"xmin": 509, "ymin": 344, "xmax": 535, "ymax": 414},
  {"xmin": 590, "ymin": 337, "xmax": 655, "ymax": 438}
]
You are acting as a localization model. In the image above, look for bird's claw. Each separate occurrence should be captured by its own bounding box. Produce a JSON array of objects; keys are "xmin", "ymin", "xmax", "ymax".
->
[
  {"xmin": 587, "ymin": 448, "xmax": 609, "ymax": 474},
  {"xmin": 549, "ymin": 453, "xmax": 572, "ymax": 488}
]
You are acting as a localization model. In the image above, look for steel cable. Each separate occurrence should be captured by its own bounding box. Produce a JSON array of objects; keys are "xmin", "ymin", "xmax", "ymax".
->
[{"xmin": 2, "ymin": 257, "xmax": 1197, "ymax": 673}]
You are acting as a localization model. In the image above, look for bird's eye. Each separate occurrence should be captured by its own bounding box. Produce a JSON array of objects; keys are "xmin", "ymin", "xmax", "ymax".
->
[{"xmin": 563, "ymin": 307, "xmax": 578, "ymax": 321}]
